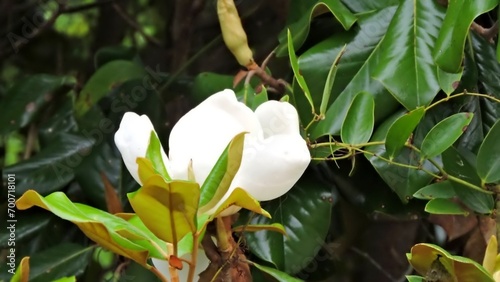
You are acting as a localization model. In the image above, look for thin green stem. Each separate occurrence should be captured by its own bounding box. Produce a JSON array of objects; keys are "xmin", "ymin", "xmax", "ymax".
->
[{"xmin": 310, "ymin": 140, "xmax": 385, "ymax": 148}]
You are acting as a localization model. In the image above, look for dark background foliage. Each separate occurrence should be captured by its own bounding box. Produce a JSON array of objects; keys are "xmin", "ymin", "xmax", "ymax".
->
[{"xmin": 1, "ymin": 0, "xmax": 499, "ymax": 281}]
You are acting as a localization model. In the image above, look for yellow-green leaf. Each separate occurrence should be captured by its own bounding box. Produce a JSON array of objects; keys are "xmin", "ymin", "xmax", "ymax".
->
[
  {"xmin": 11, "ymin": 256, "xmax": 29, "ymax": 282},
  {"xmin": 232, "ymin": 223, "xmax": 287, "ymax": 236},
  {"xmin": 408, "ymin": 243, "xmax": 494, "ymax": 282},
  {"xmin": 16, "ymin": 190, "xmax": 157, "ymax": 266},
  {"xmin": 129, "ymin": 175, "xmax": 200, "ymax": 246},
  {"xmin": 211, "ymin": 188, "xmax": 271, "ymax": 219}
]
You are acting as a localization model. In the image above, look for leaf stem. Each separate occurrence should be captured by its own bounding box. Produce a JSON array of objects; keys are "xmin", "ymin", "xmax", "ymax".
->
[
  {"xmin": 150, "ymin": 266, "xmax": 170, "ymax": 282},
  {"xmin": 187, "ymin": 232, "xmax": 200, "ymax": 282}
]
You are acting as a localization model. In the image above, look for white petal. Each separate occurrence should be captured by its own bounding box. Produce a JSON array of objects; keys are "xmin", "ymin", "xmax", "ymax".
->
[
  {"xmin": 114, "ymin": 112, "xmax": 169, "ymax": 185},
  {"xmin": 152, "ymin": 250, "xmax": 210, "ymax": 281},
  {"xmin": 232, "ymin": 134, "xmax": 310, "ymax": 201},
  {"xmin": 168, "ymin": 89, "xmax": 262, "ymax": 185},
  {"xmin": 254, "ymin": 100, "xmax": 301, "ymax": 138}
]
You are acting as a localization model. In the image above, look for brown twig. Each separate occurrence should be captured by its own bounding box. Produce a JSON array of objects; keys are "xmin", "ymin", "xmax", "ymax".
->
[
  {"xmin": 471, "ymin": 21, "xmax": 498, "ymax": 43},
  {"xmin": 23, "ymin": 124, "xmax": 37, "ymax": 160},
  {"xmin": 251, "ymin": 65, "xmax": 286, "ymax": 95}
]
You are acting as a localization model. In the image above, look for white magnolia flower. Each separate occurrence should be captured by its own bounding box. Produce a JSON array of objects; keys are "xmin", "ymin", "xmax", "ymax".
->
[{"xmin": 115, "ymin": 89, "xmax": 310, "ymax": 207}]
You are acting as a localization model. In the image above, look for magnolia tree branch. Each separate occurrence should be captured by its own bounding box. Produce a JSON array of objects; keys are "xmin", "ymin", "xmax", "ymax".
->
[{"xmin": 471, "ymin": 21, "xmax": 498, "ymax": 43}]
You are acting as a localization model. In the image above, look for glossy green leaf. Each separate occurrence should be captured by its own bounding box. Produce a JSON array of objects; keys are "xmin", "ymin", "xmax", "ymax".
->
[
  {"xmin": 341, "ymin": 0, "xmax": 399, "ymax": 13},
  {"xmin": 94, "ymin": 46, "xmax": 137, "ymax": 68},
  {"xmin": 0, "ymin": 74, "xmax": 75, "ymax": 135},
  {"xmin": 341, "ymin": 92, "xmax": 374, "ymax": 144},
  {"xmin": 128, "ymin": 175, "xmax": 199, "ymax": 245},
  {"xmin": 420, "ymin": 113, "xmax": 474, "ymax": 160},
  {"xmin": 309, "ymin": 6, "xmax": 399, "ymax": 138},
  {"xmin": 434, "ymin": 0, "xmax": 497, "ymax": 73},
  {"xmin": 240, "ymin": 175, "xmax": 334, "ymax": 273},
  {"xmin": 75, "ymin": 60, "xmax": 145, "ymax": 118},
  {"xmin": 251, "ymin": 261, "xmax": 303, "ymax": 282},
  {"xmin": 198, "ymin": 132, "xmax": 245, "ymax": 213},
  {"xmin": 52, "ymin": 277, "xmax": 76, "ymax": 282},
  {"xmin": 16, "ymin": 190, "xmax": 163, "ymax": 265},
  {"xmin": 374, "ymin": 0, "xmax": 445, "ymax": 109},
  {"xmin": 0, "ymin": 212, "xmax": 51, "ymax": 247},
  {"xmin": 145, "ymin": 131, "xmax": 171, "ymax": 181},
  {"xmin": 385, "ymin": 107, "xmax": 425, "ymax": 160},
  {"xmin": 442, "ymin": 147, "xmax": 494, "ymax": 214},
  {"xmin": 276, "ymin": 0, "xmax": 356, "ymax": 56},
  {"xmin": 413, "ymin": 181, "xmax": 456, "ymax": 200},
  {"xmin": 2, "ymin": 133, "xmax": 95, "ymax": 197},
  {"xmin": 408, "ymin": 243, "xmax": 494, "ymax": 282},
  {"xmin": 438, "ymin": 68, "xmax": 463, "ymax": 96},
  {"xmin": 251, "ymin": 87, "xmax": 269, "ymax": 110},
  {"xmin": 320, "ymin": 44, "xmax": 346, "ymax": 117},
  {"xmin": 287, "ymin": 30, "xmax": 314, "ymax": 115},
  {"xmin": 477, "ymin": 120, "xmax": 500, "ymax": 183},
  {"xmin": 425, "ymin": 198, "xmax": 468, "ymax": 215},
  {"xmin": 365, "ymin": 110, "xmax": 437, "ymax": 202},
  {"xmin": 20, "ymin": 243, "xmax": 91, "ymax": 282}
]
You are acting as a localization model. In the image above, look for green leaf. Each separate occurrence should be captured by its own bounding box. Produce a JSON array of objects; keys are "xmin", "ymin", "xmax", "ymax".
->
[
  {"xmin": 75, "ymin": 60, "xmax": 146, "ymax": 118},
  {"xmin": 340, "ymin": 92, "xmax": 374, "ymax": 144},
  {"xmin": 3, "ymin": 133, "xmax": 95, "ymax": 197},
  {"xmin": 276, "ymin": 0, "xmax": 356, "ymax": 56},
  {"xmin": 251, "ymin": 261, "xmax": 303, "ymax": 282},
  {"xmin": 94, "ymin": 46, "xmax": 137, "ymax": 68},
  {"xmin": 365, "ymin": 110, "xmax": 437, "ymax": 202},
  {"xmin": 373, "ymin": 0, "xmax": 445, "ymax": 109},
  {"xmin": 16, "ymin": 190, "xmax": 162, "ymax": 265},
  {"xmin": 420, "ymin": 113, "xmax": 474, "ymax": 160},
  {"xmin": 146, "ymin": 131, "xmax": 171, "ymax": 181},
  {"xmin": 251, "ymin": 87, "xmax": 269, "ymax": 110},
  {"xmin": 385, "ymin": 107, "xmax": 425, "ymax": 160},
  {"xmin": 287, "ymin": 29, "xmax": 314, "ymax": 115},
  {"xmin": 233, "ymin": 223, "xmax": 287, "ymax": 236},
  {"xmin": 413, "ymin": 181, "xmax": 456, "ymax": 200},
  {"xmin": 320, "ymin": 44, "xmax": 346, "ymax": 117},
  {"xmin": 433, "ymin": 0, "xmax": 497, "ymax": 73},
  {"xmin": 11, "ymin": 256, "xmax": 29, "ymax": 282},
  {"xmin": 405, "ymin": 275, "xmax": 425, "ymax": 282},
  {"xmin": 0, "ymin": 212, "xmax": 51, "ymax": 247},
  {"xmin": 210, "ymin": 188, "xmax": 270, "ymax": 219},
  {"xmin": 477, "ymin": 120, "xmax": 500, "ymax": 183},
  {"xmin": 0, "ymin": 74, "xmax": 75, "ymax": 135},
  {"xmin": 309, "ymin": 6, "xmax": 399, "ymax": 138},
  {"xmin": 408, "ymin": 243, "xmax": 494, "ymax": 282},
  {"xmin": 128, "ymin": 175, "xmax": 200, "ymax": 246},
  {"xmin": 198, "ymin": 132, "xmax": 245, "ymax": 213},
  {"xmin": 442, "ymin": 147, "xmax": 494, "ymax": 214},
  {"xmin": 437, "ymin": 68, "xmax": 463, "ymax": 96},
  {"xmin": 240, "ymin": 174, "xmax": 333, "ymax": 273},
  {"xmin": 424, "ymin": 198, "xmax": 468, "ymax": 215},
  {"xmin": 24, "ymin": 243, "xmax": 91, "ymax": 282}
]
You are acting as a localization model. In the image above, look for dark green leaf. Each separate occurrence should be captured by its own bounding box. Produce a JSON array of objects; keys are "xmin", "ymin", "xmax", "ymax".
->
[
  {"xmin": 276, "ymin": 0, "xmax": 356, "ymax": 56},
  {"xmin": 424, "ymin": 198, "xmax": 468, "ymax": 215},
  {"xmin": 420, "ymin": 112, "xmax": 474, "ymax": 160},
  {"xmin": 94, "ymin": 46, "xmax": 138, "ymax": 68},
  {"xmin": 385, "ymin": 107, "xmax": 425, "ymax": 160},
  {"xmin": 340, "ymin": 0, "xmax": 399, "ymax": 13},
  {"xmin": 437, "ymin": 68, "xmax": 462, "ymax": 96},
  {"xmin": 75, "ymin": 60, "xmax": 146, "ymax": 118},
  {"xmin": 340, "ymin": 92, "xmax": 374, "ymax": 144},
  {"xmin": 28, "ymin": 243, "xmax": 92, "ymax": 282},
  {"xmin": 320, "ymin": 45, "xmax": 346, "ymax": 117},
  {"xmin": 309, "ymin": 6, "xmax": 399, "ymax": 138},
  {"xmin": 0, "ymin": 212, "xmax": 51, "ymax": 248},
  {"xmin": 365, "ymin": 111, "xmax": 437, "ymax": 202},
  {"xmin": 373, "ymin": 0, "xmax": 445, "ymax": 109},
  {"xmin": 405, "ymin": 275, "xmax": 425, "ymax": 282},
  {"xmin": 413, "ymin": 181, "xmax": 456, "ymax": 200},
  {"xmin": 433, "ymin": 0, "xmax": 497, "ymax": 73},
  {"xmin": 477, "ymin": 120, "xmax": 500, "ymax": 183},
  {"xmin": 240, "ymin": 174, "xmax": 334, "ymax": 273},
  {"xmin": 442, "ymin": 147, "xmax": 494, "ymax": 214},
  {"xmin": 0, "ymin": 74, "xmax": 74, "ymax": 135},
  {"xmin": 3, "ymin": 133, "xmax": 95, "ymax": 196}
]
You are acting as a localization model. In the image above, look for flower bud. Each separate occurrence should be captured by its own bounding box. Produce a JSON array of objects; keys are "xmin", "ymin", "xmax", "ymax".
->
[{"xmin": 217, "ymin": 0, "xmax": 256, "ymax": 68}]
